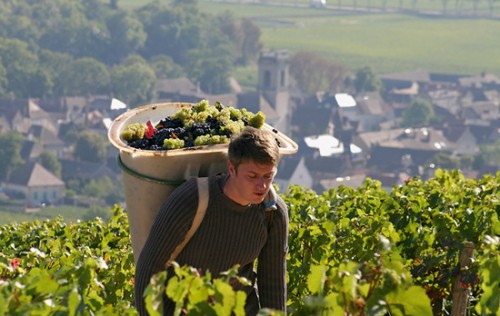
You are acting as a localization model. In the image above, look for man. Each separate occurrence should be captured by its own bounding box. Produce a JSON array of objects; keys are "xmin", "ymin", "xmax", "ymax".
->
[{"xmin": 134, "ymin": 126, "xmax": 288, "ymax": 315}]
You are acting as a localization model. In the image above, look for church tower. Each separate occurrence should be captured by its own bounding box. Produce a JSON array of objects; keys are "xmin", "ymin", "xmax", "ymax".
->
[{"xmin": 258, "ymin": 50, "xmax": 290, "ymax": 134}]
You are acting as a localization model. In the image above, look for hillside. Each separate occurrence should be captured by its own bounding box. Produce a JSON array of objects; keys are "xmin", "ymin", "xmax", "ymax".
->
[{"xmin": 1, "ymin": 169, "xmax": 499, "ymax": 315}]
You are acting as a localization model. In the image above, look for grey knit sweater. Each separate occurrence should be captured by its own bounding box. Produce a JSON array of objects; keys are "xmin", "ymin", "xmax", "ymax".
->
[{"xmin": 134, "ymin": 174, "xmax": 289, "ymax": 315}]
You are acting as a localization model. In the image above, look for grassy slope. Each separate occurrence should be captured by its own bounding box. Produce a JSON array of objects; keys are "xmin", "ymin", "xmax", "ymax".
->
[
  {"xmin": 0, "ymin": 205, "xmax": 108, "ymax": 226},
  {"xmin": 121, "ymin": 0, "xmax": 500, "ymax": 77}
]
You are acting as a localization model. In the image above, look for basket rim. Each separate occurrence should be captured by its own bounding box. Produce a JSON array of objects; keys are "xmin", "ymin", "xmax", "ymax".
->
[{"xmin": 108, "ymin": 102, "xmax": 299, "ymax": 157}]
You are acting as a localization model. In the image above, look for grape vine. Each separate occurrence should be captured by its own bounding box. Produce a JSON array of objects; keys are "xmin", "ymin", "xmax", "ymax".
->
[{"xmin": 0, "ymin": 169, "xmax": 498, "ymax": 315}]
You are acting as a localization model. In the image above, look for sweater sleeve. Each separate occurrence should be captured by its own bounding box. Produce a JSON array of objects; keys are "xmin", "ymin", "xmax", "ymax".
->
[
  {"xmin": 257, "ymin": 196, "xmax": 289, "ymax": 312},
  {"xmin": 134, "ymin": 178, "xmax": 199, "ymax": 316}
]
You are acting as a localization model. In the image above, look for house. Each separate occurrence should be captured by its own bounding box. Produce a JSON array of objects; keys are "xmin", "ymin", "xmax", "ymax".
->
[
  {"xmin": 26, "ymin": 124, "xmax": 66, "ymax": 158},
  {"xmin": 303, "ymin": 134, "xmax": 363, "ymax": 161},
  {"xmin": 290, "ymin": 96, "xmax": 335, "ymax": 137},
  {"xmin": 274, "ymin": 155, "xmax": 313, "ymax": 192},
  {"xmin": 3, "ymin": 162, "xmax": 65, "ymax": 207},
  {"xmin": 59, "ymin": 159, "xmax": 120, "ymax": 183},
  {"xmin": 354, "ymin": 92, "xmax": 394, "ymax": 132},
  {"xmin": 0, "ymin": 107, "xmax": 32, "ymax": 134},
  {"xmin": 155, "ymin": 77, "xmax": 238, "ymax": 109},
  {"xmin": 358, "ymin": 127, "xmax": 455, "ymax": 173},
  {"xmin": 318, "ymin": 173, "xmax": 367, "ymax": 192},
  {"xmin": 20, "ymin": 139, "xmax": 44, "ymax": 162},
  {"xmin": 0, "ymin": 114, "xmax": 10, "ymax": 133}
]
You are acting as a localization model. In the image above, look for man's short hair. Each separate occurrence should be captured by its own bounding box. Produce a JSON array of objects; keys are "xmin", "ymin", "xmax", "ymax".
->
[{"xmin": 228, "ymin": 126, "xmax": 280, "ymax": 171}]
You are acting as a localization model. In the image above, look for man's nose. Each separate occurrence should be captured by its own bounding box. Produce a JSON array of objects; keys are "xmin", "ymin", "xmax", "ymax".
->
[{"xmin": 257, "ymin": 177, "xmax": 267, "ymax": 188}]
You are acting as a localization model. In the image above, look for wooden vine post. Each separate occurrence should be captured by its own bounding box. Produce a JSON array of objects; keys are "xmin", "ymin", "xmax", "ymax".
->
[{"xmin": 451, "ymin": 242, "xmax": 475, "ymax": 316}]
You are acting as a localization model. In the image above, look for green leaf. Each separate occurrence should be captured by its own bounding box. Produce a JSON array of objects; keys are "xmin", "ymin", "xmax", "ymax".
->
[
  {"xmin": 307, "ymin": 264, "xmax": 326, "ymax": 294},
  {"xmin": 385, "ymin": 286, "xmax": 432, "ymax": 316},
  {"xmin": 68, "ymin": 287, "xmax": 81, "ymax": 316}
]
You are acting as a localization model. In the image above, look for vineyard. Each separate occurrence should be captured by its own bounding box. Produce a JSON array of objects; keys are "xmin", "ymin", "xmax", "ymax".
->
[{"xmin": 0, "ymin": 169, "xmax": 499, "ymax": 315}]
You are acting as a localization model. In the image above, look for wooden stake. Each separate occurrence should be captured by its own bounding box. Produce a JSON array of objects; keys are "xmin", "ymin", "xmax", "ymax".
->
[{"xmin": 451, "ymin": 242, "xmax": 475, "ymax": 316}]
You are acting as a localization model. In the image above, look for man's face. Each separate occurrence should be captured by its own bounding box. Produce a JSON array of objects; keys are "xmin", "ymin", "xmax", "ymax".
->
[{"xmin": 227, "ymin": 160, "xmax": 277, "ymax": 206}]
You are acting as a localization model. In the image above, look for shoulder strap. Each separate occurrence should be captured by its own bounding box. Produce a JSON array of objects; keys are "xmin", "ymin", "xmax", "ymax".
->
[
  {"xmin": 166, "ymin": 177, "xmax": 209, "ymax": 267},
  {"xmin": 263, "ymin": 185, "xmax": 278, "ymax": 230}
]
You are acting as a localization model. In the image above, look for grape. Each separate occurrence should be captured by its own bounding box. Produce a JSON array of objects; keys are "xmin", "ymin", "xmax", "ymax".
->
[
  {"xmin": 248, "ymin": 111, "xmax": 266, "ymax": 128},
  {"xmin": 163, "ymin": 138, "xmax": 185, "ymax": 149},
  {"xmin": 121, "ymin": 123, "xmax": 146, "ymax": 141},
  {"xmin": 122, "ymin": 100, "xmax": 268, "ymax": 151},
  {"xmin": 157, "ymin": 117, "xmax": 182, "ymax": 129},
  {"xmin": 193, "ymin": 99, "xmax": 210, "ymax": 113}
]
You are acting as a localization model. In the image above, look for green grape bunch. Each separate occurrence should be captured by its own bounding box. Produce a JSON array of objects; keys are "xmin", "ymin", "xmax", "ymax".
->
[{"xmin": 120, "ymin": 100, "xmax": 266, "ymax": 151}]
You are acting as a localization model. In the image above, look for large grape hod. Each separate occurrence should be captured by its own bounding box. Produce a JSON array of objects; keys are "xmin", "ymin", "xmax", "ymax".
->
[{"xmin": 108, "ymin": 102, "xmax": 298, "ymax": 262}]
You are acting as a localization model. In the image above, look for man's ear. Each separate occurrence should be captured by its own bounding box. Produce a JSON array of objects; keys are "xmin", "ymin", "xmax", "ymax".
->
[{"xmin": 227, "ymin": 160, "xmax": 236, "ymax": 176}]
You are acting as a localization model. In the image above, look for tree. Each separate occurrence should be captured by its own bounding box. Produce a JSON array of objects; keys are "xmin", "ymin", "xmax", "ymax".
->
[
  {"xmin": 39, "ymin": 151, "xmax": 62, "ymax": 178},
  {"xmin": 473, "ymin": 140, "xmax": 500, "ymax": 170},
  {"xmin": 38, "ymin": 49, "xmax": 74, "ymax": 97},
  {"xmin": 216, "ymin": 12, "xmax": 245, "ymax": 64},
  {"xmin": 39, "ymin": 18, "xmax": 101, "ymax": 59},
  {"xmin": 0, "ymin": 14, "xmax": 40, "ymax": 45},
  {"xmin": 0, "ymin": 60, "xmax": 7, "ymax": 97},
  {"xmin": 149, "ymin": 55, "xmax": 184, "ymax": 79},
  {"xmin": 0, "ymin": 38, "xmax": 51, "ymax": 98},
  {"xmin": 105, "ymin": 12, "xmax": 146, "ymax": 64},
  {"xmin": 83, "ymin": 175, "xmax": 123, "ymax": 205},
  {"xmin": 74, "ymin": 130, "xmax": 108, "ymax": 163},
  {"xmin": 290, "ymin": 51, "xmax": 348, "ymax": 95},
  {"xmin": 185, "ymin": 42, "xmax": 233, "ymax": 94},
  {"xmin": 61, "ymin": 57, "xmax": 111, "ymax": 96},
  {"xmin": 0, "ymin": 132, "xmax": 25, "ymax": 181},
  {"xmin": 111, "ymin": 56, "xmax": 157, "ymax": 106},
  {"xmin": 353, "ymin": 66, "xmax": 382, "ymax": 94},
  {"xmin": 401, "ymin": 98, "xmax": 436, "ymax": 127},
  {"xmin": 240, "ymin": 18, "xmax": 263, "ymax": 66},
  {"xmin": 138, "ymin": 3, "xmax": 203, "ymax": 66}
]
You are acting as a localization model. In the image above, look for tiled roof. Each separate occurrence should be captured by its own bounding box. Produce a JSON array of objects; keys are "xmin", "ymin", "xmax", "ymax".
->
[
  {"xmin": 379, "ymin": 69, "xmax": 431, "ymax": 83},
  {"xmin": 7, "ymin": 162, "xmax": 64, "ymax": 187}
]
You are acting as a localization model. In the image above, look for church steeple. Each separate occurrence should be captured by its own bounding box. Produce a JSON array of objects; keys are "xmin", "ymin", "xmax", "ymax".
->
[{"xmin": 257, "ymin": 49, "xmax": 290, "ymax": 134}]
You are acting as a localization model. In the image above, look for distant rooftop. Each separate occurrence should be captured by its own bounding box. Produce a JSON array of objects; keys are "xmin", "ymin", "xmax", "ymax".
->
[{"xmin": 304, "ymin": 134, "xmax": 362, "ymax": 157}]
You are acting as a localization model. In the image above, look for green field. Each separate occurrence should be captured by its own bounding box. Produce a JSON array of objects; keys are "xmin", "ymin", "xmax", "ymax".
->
[
  {"xmin": 258, "ymin": 14, "xmax": 500, "ymax": 76},
  {"xmin": 0, "ymin": 205, "xmax": 112, "ymax": 226},
  {"xmin": 120, "ymin": 1, "xmax": 500, "ymax": 78}
]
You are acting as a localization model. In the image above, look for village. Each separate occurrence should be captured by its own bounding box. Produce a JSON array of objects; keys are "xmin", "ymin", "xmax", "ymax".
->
[{"xmin": 0, "ymin": 49, "xmax": 499, "ymax": 211}]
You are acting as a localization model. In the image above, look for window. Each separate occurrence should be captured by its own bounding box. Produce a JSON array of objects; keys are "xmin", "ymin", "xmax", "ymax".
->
[
  {"xmin": 280, "ymin": 70, "xmax": 285, "ymax": 87},
  {"xmin": 264, "ymin": 71, "xmax": 271, "ymax": 89}
]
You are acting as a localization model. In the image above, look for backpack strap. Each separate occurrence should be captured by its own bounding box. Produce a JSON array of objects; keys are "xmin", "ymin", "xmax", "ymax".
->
[
  {"xmin": 263, "ymin": 185, "xmax": 278, "ymax": 230},
  {"xmin": 166, "ymin": 177, "xmax": 209, "ymax": 267}
]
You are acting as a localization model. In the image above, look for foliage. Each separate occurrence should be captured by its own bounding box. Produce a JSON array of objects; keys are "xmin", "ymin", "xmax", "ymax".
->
[
  {"xmin": 62, "ymin": 57, "xmax": 111, "ymax": 96},
  {"xmin": 0, "ymin": 131, "xmax": 25, "ymax": 181},
  {"xmin": 38, "ymin": 151, "xmax": 62, "ymax": 178},
  {"xmin": 0, "ymin": 206, "xmax": 136, "ymax": 315},
  {"xmin": 353, "ymin": 66, "xmax": 382, "ymax": 94},
  {"xmin": 401, "ymin": 98, "xmax": 436, "ymax": 127},
  {"xmin": 476, "ymin": 139, "xmax": 500, "ymax": 169},
  {"xmin": 144, "ymin": 264, "xmax": 249, "ymax": 316},
  {"xmin": 282, "ymin": 169, "xmax": 499, "ymax": 314},
  {"xmin": 110, "ymin": 55, "xmax": 157, "ymax": 106},
  {"xmin": 0, "ymin": 170, "xmax": 499, "ymax": 315},
  {"xmin": 0, "ymin": 0, "xmax": 258, "ymax": 98},
  {"xmin": 149, "ymin": 55, "xmax": 184, "ymax": 79},
  {"xmin": 185, "ymin": 42, "xmax": 233, "ymax": 94},
  {"xmin": 82, "ymin": 175, "xmax": 125, "ymax": 206},
  {"xmin": 216, "ymin": 13, "xmax": 263, "ymax": 66},
  {"xmin": 105, "ymin": 11, "xmax": 147, "ymax": 64},
  {"xmin": 0, "ymin": 38, "xmax": 52, "ymax": 98},
  {"xmin": 290, "ymin": 51, "xmax": 349, "ymax": 95},
  {"xmin": 74, "ymin": 130, "xmax": 109, "ymax": 163}
]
